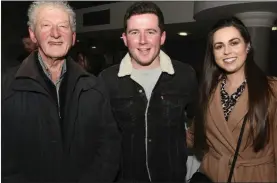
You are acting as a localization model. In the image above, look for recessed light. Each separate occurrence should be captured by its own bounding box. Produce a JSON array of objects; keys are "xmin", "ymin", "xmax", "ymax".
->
[
  {"xmin": 272, "ymin": 26, "xmax": 277, "ymax": 31},
  {"xmin": 178, "ymin": 32, "xmax": 188, "ymax": 36},
  {"xmin": 91, "ymin": 46, "xmax": 96, "ymax": 49}
]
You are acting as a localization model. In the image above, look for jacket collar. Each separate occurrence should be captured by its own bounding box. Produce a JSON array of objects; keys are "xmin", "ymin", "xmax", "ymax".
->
[
  {"xmin": 117, "ymin": 50, "xmax": 175, "ymax": 77},
  {"xmin": 15, "ymin": 51, "xmax": 90, "ymax": 80},
  {"xmin": 13, "ymin": 51, "xmax": 92, "ymax": 93}
]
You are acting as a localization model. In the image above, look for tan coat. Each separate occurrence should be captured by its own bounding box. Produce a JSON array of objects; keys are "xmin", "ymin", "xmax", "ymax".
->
[{"xmin": 188, "ymin": 78, "xmax": 277, "ymax": 182}]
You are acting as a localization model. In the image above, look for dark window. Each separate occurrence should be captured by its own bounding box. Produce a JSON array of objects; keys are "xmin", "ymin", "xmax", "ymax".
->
[{"xmin": 83, "ymin": 9, "xmax": 110, "ymax": 26}]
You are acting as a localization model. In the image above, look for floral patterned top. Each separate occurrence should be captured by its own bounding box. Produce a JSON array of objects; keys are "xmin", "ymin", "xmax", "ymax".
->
[{"xmin": 220, "ymin": 76, "xmax": 247, "ymax": 121}]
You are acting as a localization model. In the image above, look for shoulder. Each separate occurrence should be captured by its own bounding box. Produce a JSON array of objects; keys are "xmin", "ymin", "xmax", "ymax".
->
[
  {"xmin": 98, "ymin": 64, "xmax": 120, "ymax": 87},
  {"xmin": 2, "ymin": 65, "xmax": 20, "ymax": 78},
  {"xmin": 171, "ymin": 60, "xmax": 196, "ymax": 76},
  {"xmin": 79, "ymin": 74, "xmax": 110, "ymax": 102},
  {"xmin": 2, "ymin": 65, "xmax": 20, "ymax": 88},
  {"xmin": 171, "ymin": 60, "xmax": 198, "ymax": 83},
  {"xmin": 99, "ymin": 64, "xmax": 120, "ymax": 78}
]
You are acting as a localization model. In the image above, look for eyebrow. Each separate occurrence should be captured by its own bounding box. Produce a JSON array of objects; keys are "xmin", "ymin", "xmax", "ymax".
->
[
  {"xmin": 40, "ymin": 20, "xmax": 69, "ymax": 24},
  {"xmin": 214, "ymin": 38, "xmax": 240, "ymax": 45},
  {"xmin": 127, "ymin": 28, "xmax": 158, "ymax": 34}
]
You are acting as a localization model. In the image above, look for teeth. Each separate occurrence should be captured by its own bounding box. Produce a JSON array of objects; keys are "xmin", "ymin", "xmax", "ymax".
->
[
  {"xmin": 138, "ymin": 48, "xmax": 150, "ymax": 55},
  {"xmin": 139, "ymin": 48, "xmax": 149, "ymax": 51},
  {"xmin": 223, "ymin": 58, "xmax": 236, "ymax": 63}
]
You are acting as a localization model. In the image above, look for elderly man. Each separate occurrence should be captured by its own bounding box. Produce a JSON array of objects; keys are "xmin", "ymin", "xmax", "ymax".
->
[{"xmin": 2, "ymin": 1, "xmax": 121, "ymax": 182}]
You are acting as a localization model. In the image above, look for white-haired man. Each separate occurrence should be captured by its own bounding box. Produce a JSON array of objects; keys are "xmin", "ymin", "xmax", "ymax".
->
[{"xmin": 2, "ymin": 1, "xmax": 121, "ymax": 182}]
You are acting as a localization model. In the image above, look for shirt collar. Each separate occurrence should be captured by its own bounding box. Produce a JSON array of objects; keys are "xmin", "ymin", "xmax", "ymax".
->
[
  {"xmin": 38, "ymin": 52, "xmax": 67, "ymax": 80},
  {"xmin": 117, "ymin": 50, "xmax": 175, "ymax": 77}
]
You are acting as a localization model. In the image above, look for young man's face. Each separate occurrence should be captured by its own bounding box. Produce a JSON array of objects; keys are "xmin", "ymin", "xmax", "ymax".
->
[{"xmin": 122, "ymin": 13, "xmax": 166, "ymax": 69}]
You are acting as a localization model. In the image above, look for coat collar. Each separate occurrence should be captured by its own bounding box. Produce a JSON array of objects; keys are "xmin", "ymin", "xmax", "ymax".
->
[
  {"xmin": 13, "ymin": 51, "xmax": 92, "ymax": 93},
  {"xmin": 117, "ymin": 50, "xmax": 175, "ymax": 77},
  {"xmin": 15, "ymin": 51, "xmax": 89, "ymax": 79},
  {"xmin": 208, "ymin": 82, "xmax": 249, "ymax": 150}
]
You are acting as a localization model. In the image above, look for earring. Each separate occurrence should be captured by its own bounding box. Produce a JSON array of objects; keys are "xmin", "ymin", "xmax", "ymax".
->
[{"xmin": 246, "ymin": 45, "xmax": 250, "ymax": 53}]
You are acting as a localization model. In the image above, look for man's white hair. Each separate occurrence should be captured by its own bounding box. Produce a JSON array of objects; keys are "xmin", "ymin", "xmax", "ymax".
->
[{"xmin": 27, "ymin": 1, "xmax": 76, "ymax": 32}]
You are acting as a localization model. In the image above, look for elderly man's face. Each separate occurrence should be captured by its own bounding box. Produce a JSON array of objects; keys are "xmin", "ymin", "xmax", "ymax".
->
[{"xmin": 29, "ymin": 6, "xmax": 76, "ymax": 60}]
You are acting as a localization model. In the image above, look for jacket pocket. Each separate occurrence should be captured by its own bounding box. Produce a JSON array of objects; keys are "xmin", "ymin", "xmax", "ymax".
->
[
  {"xmin": 111, "ymin": 97, "xmax": 134, "ymax": 129},
  {"xmin": 161, "ymin": 93, "xmax": 187, "ymax": 126}
]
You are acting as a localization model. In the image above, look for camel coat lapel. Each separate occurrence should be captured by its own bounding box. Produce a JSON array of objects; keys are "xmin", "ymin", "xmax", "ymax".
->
[{"xmin": 208, "ymin": 84, "xmax": 248, "ymax": 152}]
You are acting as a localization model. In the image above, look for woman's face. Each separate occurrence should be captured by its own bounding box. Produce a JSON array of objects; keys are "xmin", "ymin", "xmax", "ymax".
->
[{"xmin": 212, "ymin": 26, "xmax": 249, "ymax": 75}]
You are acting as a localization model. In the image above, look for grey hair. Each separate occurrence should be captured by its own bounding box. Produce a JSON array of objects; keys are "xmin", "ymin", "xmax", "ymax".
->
[{"xmin": 27, "ymin": 1, "xmax": 76, "ymax": 32}]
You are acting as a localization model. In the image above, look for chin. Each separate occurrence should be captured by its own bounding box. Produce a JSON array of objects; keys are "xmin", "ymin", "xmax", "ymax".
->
[
  {"xmin": 47, "ymin": 51, "xmax": 67, "ymax": 58},
  {"xmin": 137, "ymin": 60, "xmax": 154, "ymax": 66},
  {"xmin": 223, "ymin": 68, "xmax": 241, "ymax": 74}
]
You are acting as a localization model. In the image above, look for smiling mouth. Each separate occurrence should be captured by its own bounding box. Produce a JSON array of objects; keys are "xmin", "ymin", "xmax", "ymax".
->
[
  {"xmin": 138, "ymin": 48, "xmax": 150, "ymax": 54},
  {"xmin": 49, "ymin": 42, "xmax": 63, "ymax": 45},
  {"xmin": 223, "ymin": 57, "xmax": 237, "ymax": 63}
]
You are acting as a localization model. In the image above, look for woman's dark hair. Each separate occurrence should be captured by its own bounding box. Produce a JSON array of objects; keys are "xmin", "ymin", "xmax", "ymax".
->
[{"xmin": 194, "ymin": 16, "xmax": 273, "ymax": 155}]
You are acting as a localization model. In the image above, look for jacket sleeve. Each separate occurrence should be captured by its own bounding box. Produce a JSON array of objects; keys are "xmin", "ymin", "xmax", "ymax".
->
[
  {"xmin": 79, "ymin": 78, "xmax": 121, "ymax": 182},
  {"xmin": 185, "ymin": 67, "xmax": 198, "ymax": 148},
  {"xmin": 2, "ymin": 101, "xmax": 29, "ymax": 183},
  {"xmin": 185, "ymin": 67, "xmax": 198, "ymax": 120},
  {"xmin": 1, "ymin": 67, "xmax": 28, "ymax": 183}
]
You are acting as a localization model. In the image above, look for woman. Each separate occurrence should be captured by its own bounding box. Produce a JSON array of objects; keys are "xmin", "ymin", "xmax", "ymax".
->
[{"xmin": 187, "ymin": 17, "xmax": 277, "ymax": 182}]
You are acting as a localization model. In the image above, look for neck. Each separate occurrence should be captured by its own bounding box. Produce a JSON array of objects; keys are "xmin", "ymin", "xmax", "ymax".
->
[
  {"xmin": 39, "ymin": 50, "xmax": 65, "ymax": 83},
  {"xmin": 131, "ymin": 57, "xmax": 160, "ymax": 70},
  {"xmin": 226, "ymin": 72, "xmax": 246, "ymax": 88}
]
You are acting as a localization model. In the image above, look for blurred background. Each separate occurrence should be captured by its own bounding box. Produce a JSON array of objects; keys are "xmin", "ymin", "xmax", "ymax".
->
[
  {"xmin": 1, "ymin": 1, "xmax": 277, "ymax": 180},
  {"xmin": 2, "ymin": 1, "xmax": 277, "ymax": 77}
]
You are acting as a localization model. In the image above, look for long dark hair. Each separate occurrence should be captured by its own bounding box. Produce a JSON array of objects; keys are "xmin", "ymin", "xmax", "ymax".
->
[{"xmin": 194, "ymin": 17, "xmax": 273, "ymax": 154}]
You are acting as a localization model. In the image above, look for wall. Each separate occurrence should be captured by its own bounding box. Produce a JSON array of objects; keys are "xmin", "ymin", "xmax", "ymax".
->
[{"xmin": 75, "ymin": 1, "xmax": 195, "ymax": 33}]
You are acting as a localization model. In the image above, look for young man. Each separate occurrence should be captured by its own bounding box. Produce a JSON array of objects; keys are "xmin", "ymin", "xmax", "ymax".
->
[
  {"xmin": 2, "ymin": 2, "xmax": 121, "ymax": 182},
  {"xmin": 99, "ymin": 1, "xmax": 198, "ymax": 182}
]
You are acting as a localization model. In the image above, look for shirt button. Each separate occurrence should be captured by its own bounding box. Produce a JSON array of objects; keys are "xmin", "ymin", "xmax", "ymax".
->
[
  {"xmin": 139, "ymin": 89, "xmax": 143, "ymax": 93},
  {"xmin": 148, "ymin": 139, "xmax": 152, "ymax": 142}
]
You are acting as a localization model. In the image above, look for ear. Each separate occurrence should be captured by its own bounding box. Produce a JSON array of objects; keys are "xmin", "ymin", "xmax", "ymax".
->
[
  {"xmin": 122, "ymin": 32, "xmax": 128, "ymax": 47},
  {"xmin": 246, "ymin": 43, "xmax": 251, "ymax": 53},
  {"xmin": 72, "ymin": 32, "xmax": 76, "ymax": 46},
  {"xmin": 29, "ymin": 27, "xmax": 37, "ymax": 43},
  {"xmin": 160, "ymin": 31, "xmax": 166, "ymax": 46}
]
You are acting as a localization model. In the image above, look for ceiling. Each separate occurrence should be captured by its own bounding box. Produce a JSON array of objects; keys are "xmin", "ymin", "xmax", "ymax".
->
[
  {"xmin": 2, "ymin": 1, "xmax": 277, "ymax": 52},
  {"xmin": 69, "ymin": 1, "xmax": 118, "ymax": 10}
]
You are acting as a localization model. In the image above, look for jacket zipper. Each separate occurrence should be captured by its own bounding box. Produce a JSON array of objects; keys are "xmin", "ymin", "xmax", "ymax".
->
[{"xmin": 145, "ymin": 94, "xmax": 152, "ymax": 182}]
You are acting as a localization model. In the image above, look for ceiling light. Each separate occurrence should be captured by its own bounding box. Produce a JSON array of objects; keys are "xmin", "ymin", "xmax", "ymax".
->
[
  {"xmin": 91, "ymin": 46, "xmax": 96, "ymax": 49},
  {"xmin": 272, "ymin": 26, "xmax": 277, "ymax": 31},
  {"xmin": 178, "ymin": 32, "xmax": 188, "ymax": 36}
]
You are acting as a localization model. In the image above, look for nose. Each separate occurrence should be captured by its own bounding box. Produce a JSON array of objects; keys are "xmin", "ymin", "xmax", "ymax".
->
[
  {"xmin": 139, "ymin": 33, "xmax": 146, "ymax": 44},
  {"xmin": 224, "ymin": 45, "xmax": 231, "ymax": 55},
  {"xmin": 50, "ymin": 25, "xmax": 61, "ymax": 38}
]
